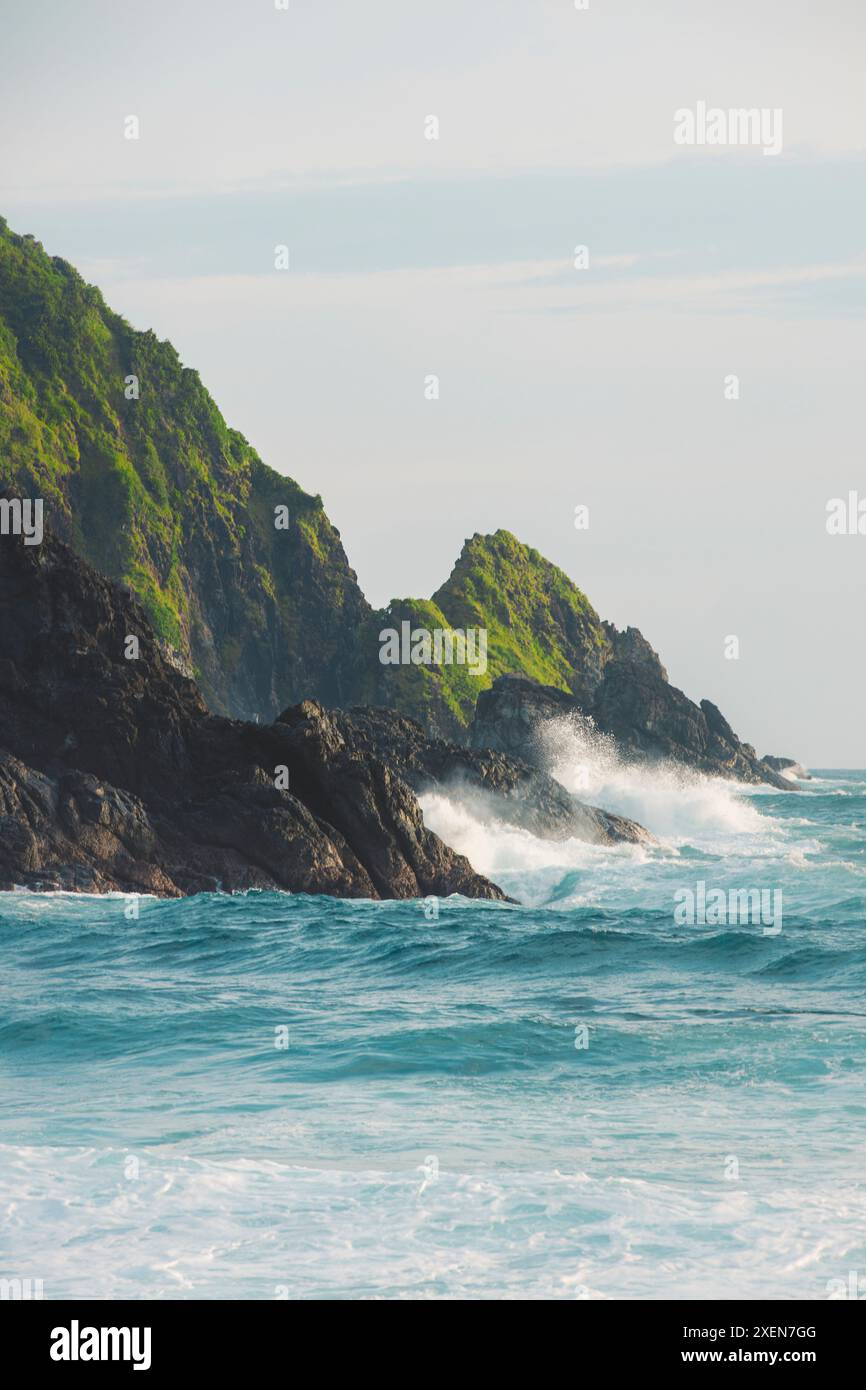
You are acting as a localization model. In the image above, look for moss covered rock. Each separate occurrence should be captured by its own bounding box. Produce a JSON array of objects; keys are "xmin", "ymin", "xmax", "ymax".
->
[{"xmin": 0, "ymin": 216, "xmax": 370, "ymax": 719}]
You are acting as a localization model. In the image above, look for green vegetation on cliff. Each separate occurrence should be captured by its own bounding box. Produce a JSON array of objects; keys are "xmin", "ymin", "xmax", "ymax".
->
[
  {"xmin": 0, "ymin": 217, "xmax": 369, "ymax": 717},
  {"xmin": 370, "ymin": 531, "xmax": 612, "ymax": 737},
  {"xmin": 0, "ymin": 216, "xmax": 619, "ymax": 739}
]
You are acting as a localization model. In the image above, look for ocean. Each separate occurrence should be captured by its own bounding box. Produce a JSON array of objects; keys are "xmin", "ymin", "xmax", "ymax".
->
[{"xmin": 2, "ymin": 742, "xmax": 865, "ymax": 1301}]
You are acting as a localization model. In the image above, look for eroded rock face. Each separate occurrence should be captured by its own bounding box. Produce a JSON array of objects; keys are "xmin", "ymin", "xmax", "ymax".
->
[
  {"xmin": 471, "ymin": 673, "xmax": 795, "ymax": 791},
  {"xmin": 323, "ymin": 706, "xmax": 654, "ymax": 847},
  {"xmin": 0, "ymin": 218, "xmax": 373, "ymax": 724},
  {"xmin": 0, "ymin": 753, "xmax": 179, "ymax": 895},
  {"xmin": 0, "ymin": 526, "xmax": 506, "ymax": 901}
]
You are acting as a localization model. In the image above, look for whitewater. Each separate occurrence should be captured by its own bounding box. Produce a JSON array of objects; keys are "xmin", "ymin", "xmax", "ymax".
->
[{"xmin": 1, "ymin": 731, "xmax": 865, "ymax": 1300}]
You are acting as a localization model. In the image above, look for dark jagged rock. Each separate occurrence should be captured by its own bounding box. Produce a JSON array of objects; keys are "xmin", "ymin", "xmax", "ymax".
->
[
  {"xmin": 602, "ymin": 622, "xmax": 669, "ymax": 682},
  {"xmin": 0, "ymin": 752, "xmax": 179, "ymax": 895},
  {"xmin": 323, "ymin": 705, "xmax": 653, "ymax": 846},
  {"xmin": 0, "ymin": 525, "xmax": 506, "ymax": 901},
  {"xmin": 471, "ymin": 673, "xmax": 794, "ymax": 791},
  {"xmin": 762, "ymin": 755, "xmax": 812, "ymax": 781}
]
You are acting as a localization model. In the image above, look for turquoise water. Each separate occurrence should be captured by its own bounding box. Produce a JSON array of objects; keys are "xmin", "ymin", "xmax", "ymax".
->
[{"xmin": 1, "ymin": 762, "xmax": 865, "ymax": 1300}]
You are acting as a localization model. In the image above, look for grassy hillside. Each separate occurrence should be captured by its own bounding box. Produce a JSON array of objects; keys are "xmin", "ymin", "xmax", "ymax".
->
[
  {"xmin": 370, "ymin": 531, "xmax": 613, "ymax": 737},
  {"xmin": 0, "ymin": 216, "xmax": 370, "ymax": 718}
]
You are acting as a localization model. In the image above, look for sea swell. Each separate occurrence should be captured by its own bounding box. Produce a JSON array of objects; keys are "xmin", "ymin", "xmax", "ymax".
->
[{"xmin": 1, "ymin": 768, "xmax": 865, "ymax": 1299}]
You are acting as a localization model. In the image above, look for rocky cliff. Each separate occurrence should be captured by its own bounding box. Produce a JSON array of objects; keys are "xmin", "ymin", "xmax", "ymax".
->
[
  {"xmin": 470, "ymin": 674, "xmax": 793, "ymax": 789},
  {"xmin": 0, "ymin": 217, "xmax": 371, "ymax": 721},
  {"xmin": 0, "ymin": 217, "xmax": 796, "ymax": 792},
  {"xmin": 372, "ymin": 532, "xmax": 794, "ymax": 790},
  {"xmin": 0, "ymin": 522, "xmax": 505, "ymax": 900},
  {"xmin": 369, "ymin": 530, "xmax": 610, "ymax": 738}
]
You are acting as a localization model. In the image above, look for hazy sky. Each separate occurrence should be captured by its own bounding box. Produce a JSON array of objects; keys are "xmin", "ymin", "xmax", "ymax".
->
[{"xmin": 2, "ymin": 0, "xmax": 865, "ymax": 763}]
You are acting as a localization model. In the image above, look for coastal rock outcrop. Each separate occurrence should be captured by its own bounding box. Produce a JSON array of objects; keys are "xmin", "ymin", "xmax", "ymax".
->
[
  {"xmin": 0, "ymin": 525, "xmax": 506, "ymax": 900},
  {"xmin": 762, "ymin": 755, "xmax": 812, "ymax": 781},
  {"xmin": 323, "ymin": 705, "xmax": 653, "ymax": 846},
  {"xmin": 471, "ymin": 673, "xmax": 794, "ymax": 791}
]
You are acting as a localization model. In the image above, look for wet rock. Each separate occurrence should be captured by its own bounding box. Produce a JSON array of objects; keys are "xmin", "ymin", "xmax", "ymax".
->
[
  {"xmin": 326, "ymin": 705, "xmax": 653, "ymax": 846},
  {"xmin": 471, "ymin": 673, "xmax": 794, "ymax": 791}
]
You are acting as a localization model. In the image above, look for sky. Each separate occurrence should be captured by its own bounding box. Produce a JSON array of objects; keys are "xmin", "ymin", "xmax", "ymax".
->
[{"xmin": 1, "ymin": 0, "xmax": 865, "ymax": 764}]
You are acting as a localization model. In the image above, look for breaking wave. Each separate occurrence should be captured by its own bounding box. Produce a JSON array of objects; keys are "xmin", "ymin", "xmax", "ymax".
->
[{"xmin": 2, "ymin": 758, "xmax": 865, "ymax": 1301}]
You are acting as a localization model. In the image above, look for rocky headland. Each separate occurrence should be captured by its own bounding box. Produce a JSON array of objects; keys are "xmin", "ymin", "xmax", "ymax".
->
[
  {"xmin": 0, "ymin": 525, "xmax": 652, "ymax": 897},
  {"xmin": 470, "ymin": 672, "xmax": 796, "ymax": 791},
  {"xmin": 0, "ymin": 217, "xmax": 802, "ymax": 902},
  {"xmin": 0, "ymin": 527, "xmax": 509, "ymax": 898}
]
